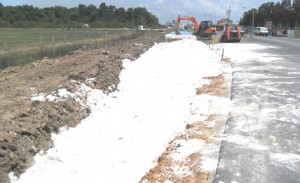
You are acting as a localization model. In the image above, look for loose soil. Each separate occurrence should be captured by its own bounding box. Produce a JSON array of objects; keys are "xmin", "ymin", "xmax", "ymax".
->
[
  {"xmin": 0, "ymin": 32, "xmax": 229, "ymax": 183},
  {"xmin": 140, "ymin": 74, "xmax": 229, "ymax": 183},
  {"xmin": 0, "ymin": 31, "xmax": 166, "ymax": 183}
]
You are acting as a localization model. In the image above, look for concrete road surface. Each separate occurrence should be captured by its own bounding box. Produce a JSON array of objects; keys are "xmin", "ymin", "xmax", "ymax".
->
[{"xmin": 213, "ymin": 35, "xmax": 300, "ymax": 183}]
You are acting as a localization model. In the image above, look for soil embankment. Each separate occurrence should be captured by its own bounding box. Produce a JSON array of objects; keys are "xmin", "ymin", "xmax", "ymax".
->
[{"xmin": 0, "ymin": 31, "xmax": 166, "ymax": 183}]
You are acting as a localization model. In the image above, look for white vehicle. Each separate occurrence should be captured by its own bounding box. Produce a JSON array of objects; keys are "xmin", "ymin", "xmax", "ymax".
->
[
  {"xmin": 82, "ymin": 24, "xmax": 89, "ymax": 28},
  {"xmin": 254, "ymin": 27, "xmax": 268, "ymax": 36}
]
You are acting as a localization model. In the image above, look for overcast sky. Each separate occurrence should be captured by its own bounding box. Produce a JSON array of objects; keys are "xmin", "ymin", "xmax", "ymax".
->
[{"xmin": 1, "ymin": 0, "xmax": 280, "ymax": 24}]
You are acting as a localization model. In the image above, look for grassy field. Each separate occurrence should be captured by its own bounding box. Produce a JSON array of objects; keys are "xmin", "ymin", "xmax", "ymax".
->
[
  {"xmin": 0, "ymin": 28, "xmax": 135, "ymax": 50},
  {"xmin": 0, "ymin": 28, "xmax": 140, "ymax": 70}
]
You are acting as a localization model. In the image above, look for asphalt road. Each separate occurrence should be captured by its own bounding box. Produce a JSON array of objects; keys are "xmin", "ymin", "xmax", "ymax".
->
[{"xmin": 213, "ymin": 35, "xmax": 300, "ymax": 183}]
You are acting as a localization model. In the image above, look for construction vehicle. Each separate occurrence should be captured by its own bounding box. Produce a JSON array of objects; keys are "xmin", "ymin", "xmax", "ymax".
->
[
  {"xmin": 194, "ymin": 21, "xmax": 217, "ymax": 40},
  {"xmin": 220, "ymin": 24, "xmax": 241, "ymax": 42},
  {"xmin": 175, "ymin": 15, "xmax": 216, "ymax": 39},
  {"xmin": 175, "ymin": 15, "xmax": 198, "ymax": 33}
]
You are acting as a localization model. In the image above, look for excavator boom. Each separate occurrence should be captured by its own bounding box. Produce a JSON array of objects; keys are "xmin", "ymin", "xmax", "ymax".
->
[
  {"xmin": 175, "ymin": 15, "xmax": 198, "ymax": 34},
  {"xmin": 175, "ymin": 15, "xmax": 216, "ymax": 39}
]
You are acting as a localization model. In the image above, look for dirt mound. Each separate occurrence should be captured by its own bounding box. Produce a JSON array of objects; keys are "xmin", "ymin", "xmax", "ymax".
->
[
  {"xmin": 0, "ymin": 31, "xmax": 166, "ymax": 182},
  {"xmin": 0, "ymin": 98, "xmax": 88, "ymax": 178}
]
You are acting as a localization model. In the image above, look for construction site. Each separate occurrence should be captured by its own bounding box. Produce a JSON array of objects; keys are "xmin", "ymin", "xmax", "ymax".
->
[{"xmin": 1, "ymin": 1, "xmax": 300, "ymax": 183}]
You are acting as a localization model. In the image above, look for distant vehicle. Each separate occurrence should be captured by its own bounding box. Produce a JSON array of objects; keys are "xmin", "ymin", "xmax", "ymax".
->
[
  {"xmin": 138, "ymin": 25, "xmax": 145, "ymax": 30},
  {"xmin": 254, "ymin": 27, "xmax": 268, "ymax": 36},
  {"xmin": 272, "ymin": 29, "xmax": 283, "ymax": 37},
  {"xmin": 247, "ymin": 27, "xmax": 253, "ymax": 34},
  {"xmin": 239, "ymin": 26, "xmax": 246, "ymax": 36},
  {"xmin": 82, "ymin": 24, "xmax": 89, "ymax": 28}
]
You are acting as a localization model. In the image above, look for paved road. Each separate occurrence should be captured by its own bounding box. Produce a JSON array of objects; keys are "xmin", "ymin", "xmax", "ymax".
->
[{"xmin": 213, "ymin": 36, "xmax": 300, "ymax": 183}]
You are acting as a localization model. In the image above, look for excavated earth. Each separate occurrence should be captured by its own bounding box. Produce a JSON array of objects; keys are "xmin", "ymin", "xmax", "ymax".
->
[
  {"xmin": 0, "ymin": 32, "xmax": 229, "ymax": 183},
  {"xmin": 0, "ymin": 32, "xmax": 166, "ymax": 183}
]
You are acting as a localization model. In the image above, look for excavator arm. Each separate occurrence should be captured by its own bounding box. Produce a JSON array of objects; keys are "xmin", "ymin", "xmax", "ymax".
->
[
  {"xmin": 175, "ymin": 15, "xmax": 199, "ymax": 34},
  {"xmin": 174, "ymin": 15, "xmax": 216, "ymax": 40}
]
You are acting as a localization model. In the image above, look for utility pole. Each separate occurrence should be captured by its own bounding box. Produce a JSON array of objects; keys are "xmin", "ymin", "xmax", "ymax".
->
[{"xmin": 226, "ymin": 6, "xmax": 232, "ymax": 25}]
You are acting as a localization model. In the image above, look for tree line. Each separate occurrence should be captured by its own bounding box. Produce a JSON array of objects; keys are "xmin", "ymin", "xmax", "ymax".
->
[
  {"xmin": 239, "ymin": 1, "xmax": 300, "ymax": 29},
  {"xmin": 0, "ymin": 2, "xmax": 161, "ymax": 28}
]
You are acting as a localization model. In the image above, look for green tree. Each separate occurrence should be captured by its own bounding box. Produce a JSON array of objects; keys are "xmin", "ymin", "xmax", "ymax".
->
[
  {"xmin": 239, "ymin": 1, "xmax": 298, "ymax": 28},
  {"xmin": 293, "ymin": 0, "xmax": 300, "ymax": 27},
  {"xmin": 78, "ymin": 4, "xmax": 88, "ymax": 17},
  {"xmin": 115, "ymin": 7, "xmax": 127, "ymax": 22},
  {"xmin": 98, "ymin": 2, "xmax": 107, "ymax": 19},
  {"xmin": 239, "ymin": 8, "xmax": 257, "ymax": 27},
  {"xmin": 87, "ymin": 4, "xmax": 97, "ymax": 22},
  {"xmin": 0, "ymin": 3, "xmax": 4, "ymax": 17},
  {"xmin": 0, "ymin": 3, "xmax": 161, "ymax": 28}
]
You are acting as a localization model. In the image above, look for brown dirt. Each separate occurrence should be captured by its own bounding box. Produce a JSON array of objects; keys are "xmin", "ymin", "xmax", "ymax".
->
[
  {"xmin": 140, "ymin": 116, "xmax": 227, "ymax": 183},
  {"xmin": 140, "ymin": 71, "xmax": 229, "ymax": 183},
  {"xmin": 0, "ymin": 31, "xmax": 166, "ymax": 183},
  {"xmin": 196, "ymin": 75, "xmax": 225, "ymax": 96}
]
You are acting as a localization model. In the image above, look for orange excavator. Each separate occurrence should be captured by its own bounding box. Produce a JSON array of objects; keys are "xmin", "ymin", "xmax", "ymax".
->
[{"xmin": 175, "ymin": 15, "xmax": 216, "ymax": 39}]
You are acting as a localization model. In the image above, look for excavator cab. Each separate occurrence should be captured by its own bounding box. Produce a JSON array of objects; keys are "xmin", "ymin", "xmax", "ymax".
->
[
  {"xmin": 199, "ymin": 21, "xmax": 212, "ymax": 32},
  {"xmin": 194, "ymin": 21, "xmax": 216, "ymax": 40}
]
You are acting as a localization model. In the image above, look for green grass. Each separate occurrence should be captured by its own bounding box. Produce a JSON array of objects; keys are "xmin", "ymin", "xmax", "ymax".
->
[
  {"xmin": 0, "ymin": 28, "xmax": 134, "ymax": 50},
  {"xmin": 0, "ymin": 28, "xmax": 140, "ymax": 70}
]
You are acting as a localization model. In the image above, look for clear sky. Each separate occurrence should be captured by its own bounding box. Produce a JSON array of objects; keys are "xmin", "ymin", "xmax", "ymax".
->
[{"xmin": 0, "ymin": 0, "xmax": 280, "ymax": 24}]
